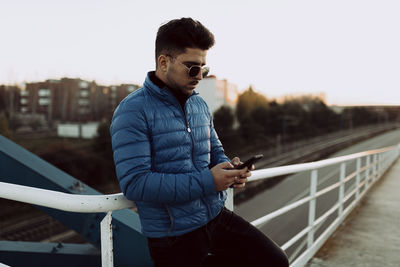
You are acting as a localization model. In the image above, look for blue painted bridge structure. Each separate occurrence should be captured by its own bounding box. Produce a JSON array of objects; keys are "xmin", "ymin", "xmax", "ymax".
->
[
  {"xmin": 0, "ymin": 135, "xmax": 152, "ymax": 266},
  {"xmin": 1, "ymin": 131, "xmax": 400, "ymax": 266}
]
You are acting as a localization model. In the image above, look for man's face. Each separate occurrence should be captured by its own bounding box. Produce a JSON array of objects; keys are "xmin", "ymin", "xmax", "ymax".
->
[{"xmin": 164, "ymin": 48, "xmax": 208, "ymax": 96}]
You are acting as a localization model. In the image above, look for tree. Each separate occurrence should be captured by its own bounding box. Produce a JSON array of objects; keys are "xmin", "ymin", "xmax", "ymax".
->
[
  {"xmin": 213, "ymin": 105, "xmax": 238, "ymax": 154},
  {"xmin": 308, "ymin": 100, "xmax": 340, "ymax": 133},
  {"xmin": 213, "ymin": 105, "xmax": 234, "ymax": 132},
  {"xmin": 342, "ymin": 107, "xmax": 380, "ymax": 128},
  {"xmin": 236, "ymin": 86, "xmax": 269, "ymax": 125},
  {"xmin": 93, "ymin": 118, "xmax": 113, "ymax": 160},
  {"xmin": 235, "ymin": 87, "xmax": 271, "ymax": 143},
  {"xmin": 91, "ymin": 118, "xmax": 117, "ymax": 184},
  {"xmin": 0, "ymin": 112, "xmax": 11, "ymax": 138},
  {"xmin": 8, "ymin": 115, "xmax": 22, "ymax": 131},
  {"xmin": 265, "ymin": 100, "xmax": 283, "ymax": 135},
  {"xmin": 39, "ymin": 142, "xmax": 103, "ymax": 186}
]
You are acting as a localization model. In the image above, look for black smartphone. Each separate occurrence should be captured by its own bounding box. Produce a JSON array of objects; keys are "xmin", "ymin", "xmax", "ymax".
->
[
  {"xmin": 234, "ymin": 154, "xmax": 264, "ymax": 169},
  {"xmin": 229, "ymin": 154, "xmax": 264, "ymax": 188}
]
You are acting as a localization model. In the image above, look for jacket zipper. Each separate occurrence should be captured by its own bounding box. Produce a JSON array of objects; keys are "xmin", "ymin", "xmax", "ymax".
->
[
  {"xmin": 164, "ymin": 97, "xmax": 194, "ymax": 233},
  {"xmin": 183, "ymin": 102, "xmax": 212, "ymax": 220},
  {"xmin": 183, "ymin": 102, "xmax": 198, "ymax": 171},
  {"xmin": 170, "ymin": 95, "xmax": 212, "ymax": 224}
]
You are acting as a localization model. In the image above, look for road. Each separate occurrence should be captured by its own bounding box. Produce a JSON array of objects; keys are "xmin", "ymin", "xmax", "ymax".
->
[{"xmin": 234, "ymin": 127, "xmax": 400, "ymax": 260}]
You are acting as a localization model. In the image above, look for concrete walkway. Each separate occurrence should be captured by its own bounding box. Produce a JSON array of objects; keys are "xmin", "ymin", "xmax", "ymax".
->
[{"xmin": 306, "ymin": 158, "xmax": 400, "ymax": 267}]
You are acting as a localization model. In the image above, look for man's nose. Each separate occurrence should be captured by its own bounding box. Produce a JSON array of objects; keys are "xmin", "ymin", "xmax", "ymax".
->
[{"xmin": 195, "ymin": 69, "xmax": 203, "ymax": 80}]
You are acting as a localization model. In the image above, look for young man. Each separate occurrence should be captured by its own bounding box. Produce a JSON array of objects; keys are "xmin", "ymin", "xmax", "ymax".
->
[{"xmin": 110, "ymin": 17, "xmax": 288, "ymax": 267}]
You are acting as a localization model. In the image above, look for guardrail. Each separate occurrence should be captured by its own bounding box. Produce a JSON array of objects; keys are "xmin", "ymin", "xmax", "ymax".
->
[
  {"xmin": 0, "ymin": 183, "xmax": 135, "ymax": 267},
  {"xmin": 1, "ymin": 144, "xmax": 399, "ymax": 266},
  {"xmin": 244, "ymin": 144, "xmax": 400, "ymax": 266}
]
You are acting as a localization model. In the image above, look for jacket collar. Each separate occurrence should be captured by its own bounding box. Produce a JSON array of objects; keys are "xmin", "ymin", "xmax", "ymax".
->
[{"xmin": 143, "ymin": 71, "xmax": 198, "ymax": 105}]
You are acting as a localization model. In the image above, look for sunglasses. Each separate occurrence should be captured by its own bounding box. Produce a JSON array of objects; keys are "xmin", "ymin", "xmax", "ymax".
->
[
  {"xmin": 166, "ymin": 54, "xmax": 210, "ymax": 78},
  {"xmin": 181, "ymin": 63, "xmax": 210, "ymax": 78}
]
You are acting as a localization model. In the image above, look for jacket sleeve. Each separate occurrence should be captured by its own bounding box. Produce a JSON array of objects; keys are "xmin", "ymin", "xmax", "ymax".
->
[
  {"xmin": 209, "ymin": 115, "xmax": 230, "ymax": 168},
  {"xmin": 110, "ymin": 101, "xmax": 217, "ymax": 204}
]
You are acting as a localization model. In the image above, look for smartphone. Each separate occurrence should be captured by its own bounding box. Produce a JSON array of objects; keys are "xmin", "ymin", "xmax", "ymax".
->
[
  {"xmin": 234, "ymin": 154, "xmax": 264, "ymax": 169},
  {"xmin": 229, "ymin": 154, "xmax": 264, "ymax": 188}
]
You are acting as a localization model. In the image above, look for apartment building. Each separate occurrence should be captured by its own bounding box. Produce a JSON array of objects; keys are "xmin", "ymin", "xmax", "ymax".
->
[
  {"xmin": 22, "ymin": 78, "xmax": 139, "ymax": 122},
  {"xmin": 195, "ymin": 75, "xmax": 239, "ymax": 114},
  {"xmin": 12, "ymin": 75, "xmax": 236, "ymax": 124}
]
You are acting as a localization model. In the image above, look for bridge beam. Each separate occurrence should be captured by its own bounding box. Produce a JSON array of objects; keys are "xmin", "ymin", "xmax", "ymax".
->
[
  {"xmin": 0, "ymin": 241, "xmax": 100, "ymax": 267},
  {"xmin": 0, "ymin": 135, "xmax": 152, "ymax": 266}
]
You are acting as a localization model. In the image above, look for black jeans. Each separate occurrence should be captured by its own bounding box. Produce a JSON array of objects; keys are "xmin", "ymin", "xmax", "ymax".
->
[{"xmin": 147, "ymin": 207, "xmax": 289, "ymax": 267}]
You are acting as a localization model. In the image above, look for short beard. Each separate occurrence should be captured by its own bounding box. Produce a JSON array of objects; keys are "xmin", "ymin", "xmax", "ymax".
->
[{"xmin": 165, "ymin": 72, "xmax": 190, "ymax": 95}]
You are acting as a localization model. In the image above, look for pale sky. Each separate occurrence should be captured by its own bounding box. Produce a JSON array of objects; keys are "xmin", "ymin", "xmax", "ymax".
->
[{"xmin": 1, "ymin": 0, "xmax": 400, "ymax": 106}]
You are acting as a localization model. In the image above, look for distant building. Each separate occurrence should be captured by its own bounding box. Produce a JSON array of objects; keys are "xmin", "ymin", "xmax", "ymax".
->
[
  {"xmin": 5, "ymin": 75, "xmax": 238, "ymax": 125},
  {"xmin": 21, "ymin": 78, "xmax": 139, "ymax": 123},
  {"xmin": 0, "ymin": 85, "xmax": 21, "ymax": 115},
  {"xmin": 195, "ymin": 75, "xmax": 239, "ymax": 114},
  {"xmin": 57, "ymin": 122, "xmax": 99, "ymax": 139},
  {"xmin": 109, "ymin": 84, "xmax": 140, "ymax": 110},
  {"xmin": 24, "ymin": 78, "xmax": 91, "ymax": 122}
]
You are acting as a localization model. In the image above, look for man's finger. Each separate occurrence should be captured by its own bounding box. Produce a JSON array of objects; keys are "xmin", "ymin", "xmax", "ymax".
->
[
  {"xmin": 221, "ymin": 161, "xmax": 234, "ymax": 169},
  {"xmin": 231, "ymin": 157, "xmax": 240, "ymax": 166},
  {"xmin": 225, "ymin": 168, "xmax": 247, "ymax": 177},
  {"xmin": 233, "ymin": 182, "xmax": 246, "ymax": 188}
]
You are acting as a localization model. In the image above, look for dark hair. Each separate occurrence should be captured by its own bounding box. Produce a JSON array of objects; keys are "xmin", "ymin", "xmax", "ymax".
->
[{"xmin": 155, "ymin": 18, "xmax": 215, "ymax": 64}]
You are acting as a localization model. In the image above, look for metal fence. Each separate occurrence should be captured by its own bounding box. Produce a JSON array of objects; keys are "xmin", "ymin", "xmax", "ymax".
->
[
  {"xmin": 1, "ymin": 144, "xmax": 399, "ymax": 266},
  {"xmin": 242, "ymin": 144, "xmax": 400, "ymax": 266}
]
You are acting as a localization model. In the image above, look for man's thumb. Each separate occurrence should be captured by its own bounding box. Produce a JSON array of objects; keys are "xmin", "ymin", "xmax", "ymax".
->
[
  {"xmin": 221, "ymin": 161, "xmax": 234, "ymax": 169},
  {"xmin": 231, "ymin": 157, "xmax": 240, "ymax": 166}
]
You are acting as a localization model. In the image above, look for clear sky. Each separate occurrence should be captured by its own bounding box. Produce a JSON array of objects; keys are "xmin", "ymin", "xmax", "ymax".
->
[{"xmin": 1, "ymin": 0, "xmax": 400, "ymax": 106}]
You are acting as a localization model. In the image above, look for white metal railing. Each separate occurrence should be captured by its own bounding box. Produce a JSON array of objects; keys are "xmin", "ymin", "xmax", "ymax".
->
[
  {"xmin": 0, "ymin": 144, "xmax": 399, "ymax": 266},
  {"xmin": 0, "ymin": 183, "xmax": 134, "ymax": 267},
  {"xmin": 238, "ymin": 143, "xmax": 400, "ymax": 266}
]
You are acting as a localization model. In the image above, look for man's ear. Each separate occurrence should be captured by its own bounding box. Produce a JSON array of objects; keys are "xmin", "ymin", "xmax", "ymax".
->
[{"xmin": 157, "ymin": 55, "xmax": 169, "ymax": 72}]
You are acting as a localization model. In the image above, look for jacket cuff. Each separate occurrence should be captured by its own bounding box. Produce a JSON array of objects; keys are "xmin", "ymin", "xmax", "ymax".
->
[{"xmin": 201, "ymin": 169, "xmax": 216, "ymax": 195}]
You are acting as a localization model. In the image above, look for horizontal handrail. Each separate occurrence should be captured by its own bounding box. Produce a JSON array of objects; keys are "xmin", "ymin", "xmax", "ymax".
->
[
  {"xmin": 280, "ymin": 145, "xmax": 399, "ymax": 266},
  {"xmin": 0, "ymin": 145, "xmax": 398, "ymax": 213},
  {"xmin": 0, "ymin": 182, "xmax": 134, "ymax": 213},
  {"xmin": 249, "ymin": 145, "xmax": 398, "ymax": 182},
  {"xmin": 251, "ymin": 195, "xmax": 312, "ymax": 228}
]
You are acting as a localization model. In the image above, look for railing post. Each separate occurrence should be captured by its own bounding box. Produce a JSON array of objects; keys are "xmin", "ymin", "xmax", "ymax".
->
[
  {"xmin": 356, "ymin": 158, "xmax": 361, "ymax": 200},
  {"xmin": 398, "ymin": 144, "xmax": 400, "ymax": 158},
  {"xmin": 382, "ymin": 152, "xmax": 387, "ymax": 172},
  {"xmin": 101, "ymin": 211, "xmax": 114, "ymax": 267},
  {"xmin": 372, "ymin": 154, "xmax": 377, "ymax": 182},
  {"xmin": 307, "ymin": 169, "xmax": 318, "ymax": 248},
  {"xmin": 338, "ymin": 163, "xmax": 345, "ymax": 218},
  {"xmin": 225, "ymin": 188, "xmax": 234, "ymax": 211},
  {"xmin": 365, "ymin": 155, "xmax": 371, "ymax": 189},
  {"xmin": 377, "ymin": 153, "xmax": 381, "ymax": 179}
]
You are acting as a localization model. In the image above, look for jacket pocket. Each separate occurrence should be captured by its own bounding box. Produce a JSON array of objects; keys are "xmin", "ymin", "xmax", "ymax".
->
[{"xmin": 164, "ymin": 204, "xmax": 174, "ymax": 233}]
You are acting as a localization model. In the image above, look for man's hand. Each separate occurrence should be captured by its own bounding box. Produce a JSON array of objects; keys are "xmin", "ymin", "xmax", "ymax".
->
[
  {"xmin": 210, "ymin": 161, "xmax": 252, "ymax": 191},
  {"xmin": 230, "ymin": 156, "xmax": 255, "ymax": 171},
  {"xmin": 229, "ymin": 156, "xmax": 254, "ymax": 188}
]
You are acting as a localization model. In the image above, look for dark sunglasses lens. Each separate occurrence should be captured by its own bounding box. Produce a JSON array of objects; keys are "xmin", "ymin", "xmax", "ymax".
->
[
  {"xmin": 189, "ymin": 66, "xmax": 201, "ymax": 77},
  {"xmin": 188, "ymin": 66, "xmax": 210, "ymax": 78}
]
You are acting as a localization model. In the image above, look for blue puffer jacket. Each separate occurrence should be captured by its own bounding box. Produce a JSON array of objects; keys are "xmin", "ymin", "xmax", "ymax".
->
[{"xmin": 110, "ymin": 72, "xmax": 229, "ymax": 238}]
